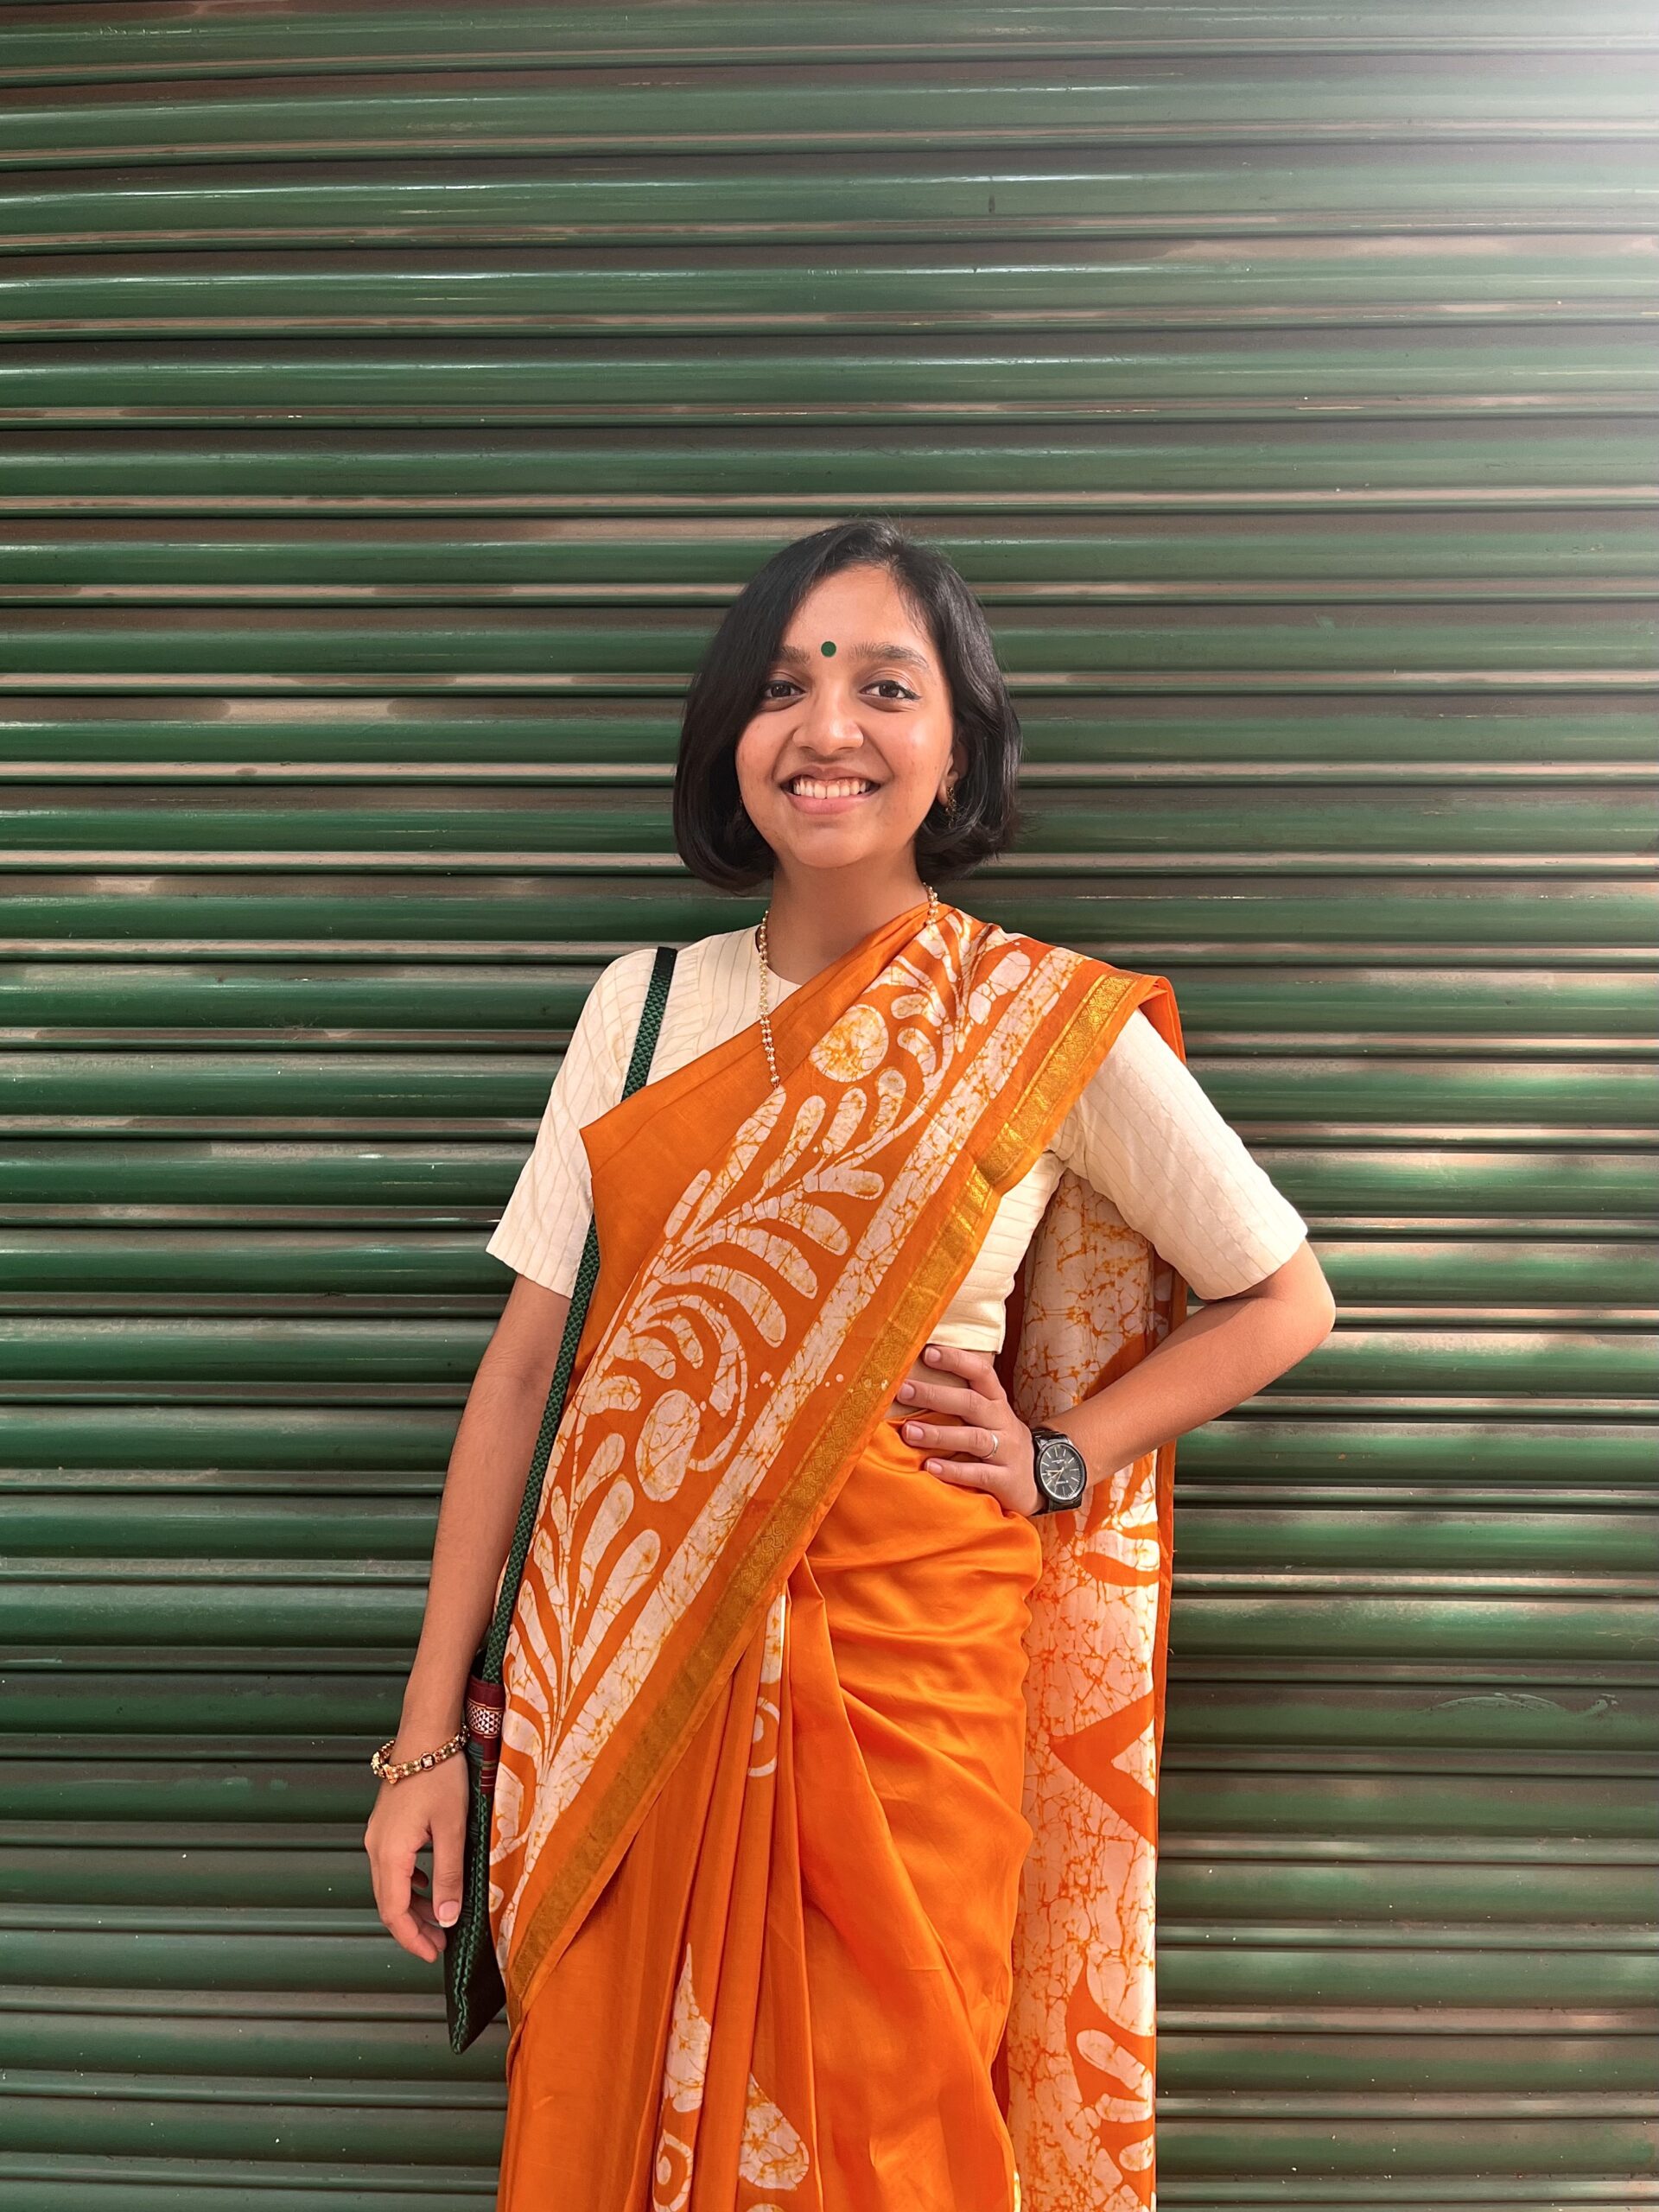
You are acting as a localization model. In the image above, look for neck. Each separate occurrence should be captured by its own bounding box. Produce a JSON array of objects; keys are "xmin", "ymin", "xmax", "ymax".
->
[{"xmin": 758, "ymin": 868, "xmax": 932, "ymax": 988}]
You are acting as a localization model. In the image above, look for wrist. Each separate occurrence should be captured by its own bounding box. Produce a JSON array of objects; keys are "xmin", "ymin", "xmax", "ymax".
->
[
  {"xmin": 1027, "ymin": 1420, "xmax": 1090, "ymax": 1516},
  {"xmin": 399, "ymin": 1675, "xmax": 467, "ymax": 1744},
  {"xmin": 388, "ymin": 1718, "xmax": 467, "ymax": 1776}
]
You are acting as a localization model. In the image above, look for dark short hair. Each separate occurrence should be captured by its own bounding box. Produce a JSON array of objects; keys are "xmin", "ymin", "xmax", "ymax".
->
[{"xmin": 673, "ymin": 517, "xmax": 1024, "ymax": 893}]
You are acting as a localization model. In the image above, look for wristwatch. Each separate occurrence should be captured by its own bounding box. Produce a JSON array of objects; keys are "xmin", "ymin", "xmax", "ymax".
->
[{"xmin": 1028, "ymin": 1424, "xmax": 1089, "ymax": 1516}]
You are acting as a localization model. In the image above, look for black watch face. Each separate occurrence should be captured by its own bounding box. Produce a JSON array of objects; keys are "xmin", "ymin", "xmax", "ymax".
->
[{"xmin": 1035, "ymin": 1433, "xmax": 1087, "ymax": 1507}]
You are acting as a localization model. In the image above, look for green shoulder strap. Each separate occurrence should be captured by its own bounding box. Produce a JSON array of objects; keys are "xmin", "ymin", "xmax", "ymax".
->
[{"xmin": 479, "ymin": 942, "xmax": 677, "ymax": 1681}]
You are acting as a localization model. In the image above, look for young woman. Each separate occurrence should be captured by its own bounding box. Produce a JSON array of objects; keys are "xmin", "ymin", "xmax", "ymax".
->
[{"xmin": 365, "ymin": 518, "xmax": 1336, "ymax": 2212}]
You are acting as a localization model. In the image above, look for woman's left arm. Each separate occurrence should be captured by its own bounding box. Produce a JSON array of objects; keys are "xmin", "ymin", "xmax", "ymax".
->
[
  {"xmin": 899, "ymin": 1005, "xmax": 1338, "ymax": 1511},
  {"xmin": 1040, "ymin": 1005, "xmax": 1338, "ymax": 1483},
  {"xmin": 1049, "ymin": 1236, "xmax": 1335, "ymax": 1490}
]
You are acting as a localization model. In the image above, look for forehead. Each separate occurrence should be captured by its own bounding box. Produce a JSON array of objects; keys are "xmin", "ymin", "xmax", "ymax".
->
[{"xmin": 775, "ymin": 570, "xmax": 936, "ymax": 668}]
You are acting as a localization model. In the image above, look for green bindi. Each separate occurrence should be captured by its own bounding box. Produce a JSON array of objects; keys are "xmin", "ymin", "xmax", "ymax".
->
[{"xmin": 820, "ymin": 639, "xmax": 836, "ymax": 656}]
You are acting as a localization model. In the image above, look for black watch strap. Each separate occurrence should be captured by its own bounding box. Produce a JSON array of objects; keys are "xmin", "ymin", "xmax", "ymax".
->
[{"xmin": 1029, "ymin": 1423, "xmax": 1089, "ymax": 1515}]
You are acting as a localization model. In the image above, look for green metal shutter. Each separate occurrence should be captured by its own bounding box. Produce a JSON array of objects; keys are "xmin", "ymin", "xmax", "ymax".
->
[{"xmin": 1, "ymin": 4, "xmax": 1654, "ymax": 2204}]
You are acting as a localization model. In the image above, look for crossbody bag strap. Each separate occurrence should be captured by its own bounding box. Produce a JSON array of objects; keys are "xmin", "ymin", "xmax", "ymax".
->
[{"xmin": 478, "ymin": 942, "xmax": 677, "ymax": 1681}]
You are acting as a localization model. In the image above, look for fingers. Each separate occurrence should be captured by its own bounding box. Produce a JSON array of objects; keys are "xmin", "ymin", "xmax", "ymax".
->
[
  {"xmin": 922, "ymin": 1447, "xmax": 1004, "ymax": 1482},
  {"xmin": 900, "ymin": 1418, "xmax": 998, "ymax": 1461},
  {"xmin": 923, "ymin": 1452, "xmax": 995, "ymax": 1483},
  {"xmin": 899, "ymin": 1366, "xmax": 997, "ymax": 1422},
  {"xmin": 408, "ymin": 1868, "xmax": 445, "ymax": 1948},
  {"xmin": 910, "ymin": 1425, "xmax": 1009, "ymax": 1485},
  {"xmin": 925, "ymin": 1455, "xmax": 1029, "ymax": 1516},
  {"xmin": 896, "ymin": 1365, "xmax": 1036, "ymax": 1516},
  {"xmin": 367, "ymin": 1825, "xmax": 441, "ymax": 1965},
  {"xmin": 389, "ymin": 1847, "xmax": 441, "ymax": 1965},
  {"xmin": 429, "ymin": 1815, "xmax": 467, "ymax": 1936},
  {"xmin": 922, "ymin": 1342, "xmax": 993, "ymax": 1382}
]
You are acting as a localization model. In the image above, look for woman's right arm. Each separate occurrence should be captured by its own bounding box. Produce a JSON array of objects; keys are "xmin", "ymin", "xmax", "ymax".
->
[
  {"xmin": 363, "ymin": 949, "xmax": 645, "ymax": 1959},
  {"xmin": 363, "ymin": 1271, "xmax": 572, "ymax": 1963}
]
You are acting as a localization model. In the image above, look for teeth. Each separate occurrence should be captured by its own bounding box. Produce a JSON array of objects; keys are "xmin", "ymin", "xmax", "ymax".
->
[{"xmin": 789, "ymin": 777, "xmax": 875, "ymax": 798}]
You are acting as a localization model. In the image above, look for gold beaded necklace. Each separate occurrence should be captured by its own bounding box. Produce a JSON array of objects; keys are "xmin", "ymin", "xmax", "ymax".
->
[{"xmin": 755, "ymin": 884, "xmax": 939, "ymax": 1090}]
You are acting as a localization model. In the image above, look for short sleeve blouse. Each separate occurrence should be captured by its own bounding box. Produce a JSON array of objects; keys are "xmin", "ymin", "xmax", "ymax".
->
[{"xmin": 487, "ymin": 931, "xmax": 1308, "ymax": 1314}]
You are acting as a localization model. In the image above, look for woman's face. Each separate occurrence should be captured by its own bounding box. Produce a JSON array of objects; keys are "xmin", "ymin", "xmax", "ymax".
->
[{"xmin": 734, "ymin": 563, "xmax": 961, "ymax": 887}]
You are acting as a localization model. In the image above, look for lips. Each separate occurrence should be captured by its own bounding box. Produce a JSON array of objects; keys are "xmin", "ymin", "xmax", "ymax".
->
[
  {"xmin": 781, "ymin": 779, "xmax": 880, "ymax": 817},
  {"xmin": 779, "ymin": 774, "xmax": 885, "ymax": 818}
]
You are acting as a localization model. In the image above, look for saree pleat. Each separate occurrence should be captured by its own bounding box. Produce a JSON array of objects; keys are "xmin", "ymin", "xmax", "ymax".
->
[
  {"xmin": 498, "ymin": 1592, "xmax": 798, "ymax": 2206},
  {"xmin": 498, "ymin": 1413, "xmax": 1043, "ymax": 2212},
  {"xmin": 789, "ymin": 1417, "xmax": 1041, "ymax": 2209},
  {"xmin": 488, "ymin": 903, "xmax": 1185, "ymax": 2212}
]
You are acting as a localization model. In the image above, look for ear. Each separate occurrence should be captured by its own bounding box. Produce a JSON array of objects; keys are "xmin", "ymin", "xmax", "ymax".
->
[{"xmin": 940, "ymin": 734, "xmax": 967, "ymax": 805}]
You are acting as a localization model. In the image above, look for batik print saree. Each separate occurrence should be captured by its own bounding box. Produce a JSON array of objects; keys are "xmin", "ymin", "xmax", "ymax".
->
[{"xmin": 489, "ymin": 896, "xmax": 1189, "ymax": 2212}]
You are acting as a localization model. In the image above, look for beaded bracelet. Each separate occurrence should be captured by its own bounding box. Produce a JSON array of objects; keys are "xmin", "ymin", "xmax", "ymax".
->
[{"xmin": 369, "ymin": 1724, "xmax": 468, "ymax": 1785}]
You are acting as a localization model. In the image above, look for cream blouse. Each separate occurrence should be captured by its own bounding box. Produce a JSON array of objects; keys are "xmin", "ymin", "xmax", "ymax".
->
[{"xmin": 486, "ymin": 923, "xmax": 1308, "ymax": 1354}]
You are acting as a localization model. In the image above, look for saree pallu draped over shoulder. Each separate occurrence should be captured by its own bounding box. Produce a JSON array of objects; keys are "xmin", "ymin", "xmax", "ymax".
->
[{"xmin": 489, "ymin": 899, "xmax": 1188, "ymax": 2212}]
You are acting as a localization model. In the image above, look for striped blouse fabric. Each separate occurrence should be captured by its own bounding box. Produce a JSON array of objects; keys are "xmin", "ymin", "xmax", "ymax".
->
[{"xmin": 486, "ymin": 924, "xmax": 1310, "ymax": 1355}]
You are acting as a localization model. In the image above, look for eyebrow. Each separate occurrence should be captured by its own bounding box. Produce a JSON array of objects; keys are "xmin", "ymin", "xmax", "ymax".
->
[{"xmin": 772, "ymin": 640, "xmax": 931, "ymax": 671}]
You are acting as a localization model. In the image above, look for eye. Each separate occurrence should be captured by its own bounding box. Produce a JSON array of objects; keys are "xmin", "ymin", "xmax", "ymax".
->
[
  {"xmin": 760, "ymin": 677, "xmax": 800, "ymax": 702},
  {"xmin": 868, "ymin": 678, "xmax": 918, "ymax": 701}
]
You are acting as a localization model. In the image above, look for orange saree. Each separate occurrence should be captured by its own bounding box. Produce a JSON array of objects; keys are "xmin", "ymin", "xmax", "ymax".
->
[{"xmin": 489, "ymin": 898, "xmax": 1189, "ymax": 2212}]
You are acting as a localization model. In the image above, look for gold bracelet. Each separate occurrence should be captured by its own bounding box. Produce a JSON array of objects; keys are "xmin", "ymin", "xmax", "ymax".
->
[{"xmin": 370, "ymin": 1725, "xmax": 467, "ymax": 1785}]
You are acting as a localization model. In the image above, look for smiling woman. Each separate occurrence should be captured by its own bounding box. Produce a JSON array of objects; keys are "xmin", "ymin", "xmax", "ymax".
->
[{"xmin": 364, "ymin": 518, "xmax": 1335, "ymax": 2212}]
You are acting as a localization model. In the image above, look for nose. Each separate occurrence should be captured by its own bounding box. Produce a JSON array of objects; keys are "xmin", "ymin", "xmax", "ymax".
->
[{"xmin": 791, "ymin": 675, "xmax": 868, "ymax": 756}]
